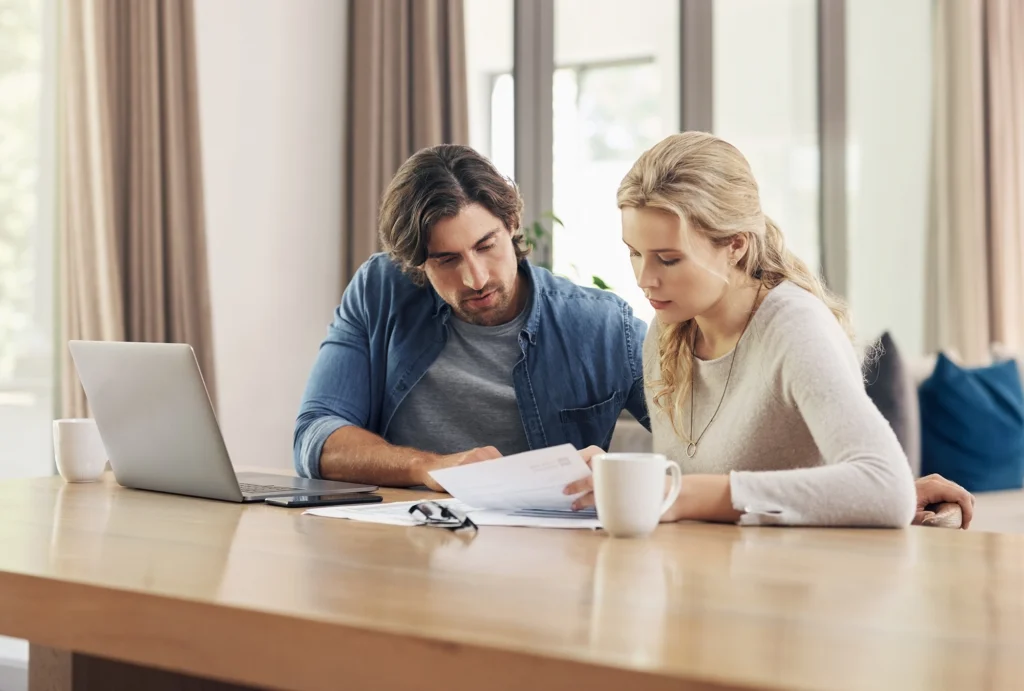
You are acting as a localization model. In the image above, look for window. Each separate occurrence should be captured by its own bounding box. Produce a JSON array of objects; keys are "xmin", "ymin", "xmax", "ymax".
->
[
  {"xmin": 466, "ymin": 1, "xmax": 835, "ymax": 324},
  {"xmin": 465, "ymin": 0, "xmax": 679, "ymax": 323},
  {"xmin": 488, "ymin": 72, "xmax": 515, "ymax": 180},
  {"xmin": 553, "ymin": 0, "xmax": 679, "ymax": 324},
  {"xmin": 464, "ymin": 0, "xmax": 514, "ymax": 180},
  {"xmin": 0, "ymin": 0, "xmax": 57, "ymax": 479},
  {"xmin": 550, "ymin": 60, "xmax": 668, "ymax": 324},
  {"xmin": 846, "ymin": 0, "xmax": 932, "ymax": 356},
  {"xmin": 712, "ymin": 0, "xmax": 821, "ymax": 273}
]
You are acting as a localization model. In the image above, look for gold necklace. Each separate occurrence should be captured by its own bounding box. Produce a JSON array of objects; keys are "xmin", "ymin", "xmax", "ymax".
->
[{"xmin": 686, "ymin": 283, "xmax": 763, "ymax": 458}]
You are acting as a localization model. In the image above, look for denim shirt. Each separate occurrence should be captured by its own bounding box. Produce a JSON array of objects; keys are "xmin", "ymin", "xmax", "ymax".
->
[{"xmin": 294, "ymin": 253, "xmax": 649, "ymax": 479}]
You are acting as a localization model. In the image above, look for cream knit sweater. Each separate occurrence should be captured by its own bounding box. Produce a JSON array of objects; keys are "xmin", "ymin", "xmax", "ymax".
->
[{"xmin": 644, "ymin": 281, "xmax": 916, "ymax": 527}]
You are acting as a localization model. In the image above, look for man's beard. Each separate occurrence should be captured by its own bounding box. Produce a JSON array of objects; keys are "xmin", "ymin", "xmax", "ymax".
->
[{"xmin": 454, "ymin": 283, "xmax": 512, "ymax": 326}]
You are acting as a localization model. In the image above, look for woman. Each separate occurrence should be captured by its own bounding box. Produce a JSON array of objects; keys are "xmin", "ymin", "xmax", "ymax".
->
[{"xmin": 570, "ymin": 132, "xmax": 924, "ymax": 527}]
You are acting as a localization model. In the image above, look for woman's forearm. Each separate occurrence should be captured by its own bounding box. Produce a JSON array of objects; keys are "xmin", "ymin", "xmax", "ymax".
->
[{"xmin": 669, "ymin": 474, "xmax": 743, "ymax": 523}]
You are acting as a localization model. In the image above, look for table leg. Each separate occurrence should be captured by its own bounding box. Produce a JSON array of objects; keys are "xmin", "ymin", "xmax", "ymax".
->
[{"xmin": 29, "ymin": 644, "xmax": 264, "ymax": 691}]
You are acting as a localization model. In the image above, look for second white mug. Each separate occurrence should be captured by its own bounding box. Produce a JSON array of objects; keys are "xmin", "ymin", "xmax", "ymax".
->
[
  {"xmin": 592, "ymin": 453, "xmax": 682, "ymax": 538},
  {"xmin": 52, "ymin": 418, "xmax": 108, "ymax": 483}
]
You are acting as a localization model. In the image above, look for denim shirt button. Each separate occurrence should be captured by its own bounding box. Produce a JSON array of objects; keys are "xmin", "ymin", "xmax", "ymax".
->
[{"xmin": 397, "ymin": 382, "xmax": 406, "ymax": 392}]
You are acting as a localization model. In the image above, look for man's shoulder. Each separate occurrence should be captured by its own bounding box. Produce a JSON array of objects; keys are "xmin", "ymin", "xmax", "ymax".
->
[
  {"xmin": 528, "ymin": 264, "xmax": 642, "ymax": 340},
  {"xmin": 352, "ymin": 253, "xmax": 429, "ymax": 301},
  {"xmin": 356, "ymin": 252, "xmax": 410, "ymax": 285},
  {"xmin": 338, "ymin": 254, "xmax": 437, "ymax": 330},
  {"xmin": 530, "ymin": 264, "xmax": 632, "ymax": 314},
  {"xmin": 528, "ymin": 265, "xmax": 646, "ymax": 374}
]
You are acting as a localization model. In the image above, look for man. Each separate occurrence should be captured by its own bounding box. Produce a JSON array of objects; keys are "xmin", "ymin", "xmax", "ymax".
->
[
  {"xmin": 293, "ymin": 144, "xmax": 647, "ymax": 491},
  {"xmin": 294, "ymin": 144, "xmax": 975, "ymax": 528}
]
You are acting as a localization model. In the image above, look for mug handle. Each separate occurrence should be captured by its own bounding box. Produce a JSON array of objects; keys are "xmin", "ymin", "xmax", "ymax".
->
[{"xmin": 660, "ymin": 461, "xmax": 683, "ymax": 516}]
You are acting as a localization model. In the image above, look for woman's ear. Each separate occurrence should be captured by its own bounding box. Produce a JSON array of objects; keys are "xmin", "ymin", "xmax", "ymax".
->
[{"xmin": 728, "ymin": 233, "xmax": 749, "ymax": 265}]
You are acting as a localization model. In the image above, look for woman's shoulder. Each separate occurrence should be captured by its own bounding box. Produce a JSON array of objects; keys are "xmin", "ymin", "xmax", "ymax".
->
[
  {"xmin": 760, "ymin": 280, "xmax": 832, "ymax": 318},
  {"xmin": 753, "ymin": 281, "xmax": 859, "ymax": 376},
  {"xmin": 643, "ymin": 281, "xmax": 852, "ymax": 361},
  {"xmin": 756, "ymin": 281, "xmax": 847, "ymax": 341}
]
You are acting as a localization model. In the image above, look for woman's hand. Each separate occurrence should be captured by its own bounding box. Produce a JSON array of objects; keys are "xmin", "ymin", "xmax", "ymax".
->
[
  {"xmin": 561, "ymin": 444, "xmax": 739, "ymax": 524},
  {"xmin": 563, "ymin": 445, "xmax": 604, "ymax": 511}
]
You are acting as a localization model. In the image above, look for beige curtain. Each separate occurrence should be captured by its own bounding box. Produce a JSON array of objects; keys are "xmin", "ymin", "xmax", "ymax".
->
[
  {"xmin": 926, "ymin": 0, "xmax": 989, "ymax": 364},
  {"xmin": 926, "ymin": 0, "xmax": 1024, "ymax": 364},
  {"xmin": 985, "ymin": 0, "xmax": 1024, "ymax": 352},
  {"xmin": 343, "ymin": 0, "xmax": 469, "ymax": 285},
  {"xmin": 60, "ymin": 0, "xmax": 215, "ymax": 417}
]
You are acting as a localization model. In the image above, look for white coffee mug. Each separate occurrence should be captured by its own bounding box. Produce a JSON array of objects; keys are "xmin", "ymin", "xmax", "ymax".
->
[
  {"xmin": 52, "ymin": 418, "xmax": 108, "ymax": 483},
  {"xmin": 592, "ymin": 453, "xmax": 682, "ymax": 538}
]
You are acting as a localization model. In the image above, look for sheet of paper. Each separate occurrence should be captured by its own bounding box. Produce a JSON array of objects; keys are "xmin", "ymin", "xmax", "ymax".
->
[
  {"xmin": 427, "ymin": 443, "xmax": 591, "ymax": 511},
  {"xmin": 304, "ymin": 499, "xmax": 468, "ymax": 525},
  {"xmin": 304, "ymin": 497, "xmax": 600, "ymax": 529},
  {"xmin": 470, "ymin": 508, "xmax": 600, "ymax": 530}
]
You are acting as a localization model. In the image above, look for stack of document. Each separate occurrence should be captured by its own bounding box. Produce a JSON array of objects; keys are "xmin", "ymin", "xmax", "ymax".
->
[{"xmin": 305, "ymin": 444, "xmax": 601, "ymax": 529}]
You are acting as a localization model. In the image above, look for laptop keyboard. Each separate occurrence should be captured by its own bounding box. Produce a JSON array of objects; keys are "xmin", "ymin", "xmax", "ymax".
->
[{"xmin": 238, "ymin": 482, "xmax": 300, "ymax": 495}]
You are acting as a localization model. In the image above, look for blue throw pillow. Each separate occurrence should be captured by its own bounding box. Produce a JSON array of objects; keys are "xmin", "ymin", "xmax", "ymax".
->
[{"xmin": 920, "ymin": 353, "xmax": 1024, "ymax": 492}]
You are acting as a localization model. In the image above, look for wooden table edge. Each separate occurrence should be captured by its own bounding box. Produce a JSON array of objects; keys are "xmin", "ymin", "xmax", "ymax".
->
[{"xmin": 0, "ymin": 569, "xmax": 755, "ymax": 691}]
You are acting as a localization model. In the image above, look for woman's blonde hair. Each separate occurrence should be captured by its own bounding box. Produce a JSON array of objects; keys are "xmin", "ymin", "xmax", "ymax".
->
[{"xmin": 616, "ymin": 131, "xmax": 853, "ymax": 438}]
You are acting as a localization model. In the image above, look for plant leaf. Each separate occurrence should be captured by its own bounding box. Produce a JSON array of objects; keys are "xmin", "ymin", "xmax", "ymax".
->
[
  {"xmin": 544, "ymin": 211, "xmax": 564, "ymax": 227},
  {"xmin": 592, "ymin": 275, "xmax": 612, "ymax": 291}
]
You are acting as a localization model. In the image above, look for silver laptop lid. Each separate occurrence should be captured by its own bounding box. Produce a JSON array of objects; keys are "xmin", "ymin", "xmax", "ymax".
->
[{"xmin": 68, "ymin": 340, "xmax": 244, "ymax": 502}]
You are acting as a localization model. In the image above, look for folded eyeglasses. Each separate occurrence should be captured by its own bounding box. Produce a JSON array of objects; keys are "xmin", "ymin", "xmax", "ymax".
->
[{"xmin": 408, "ymin": 501, "xmax": 478, "ymax": 532}]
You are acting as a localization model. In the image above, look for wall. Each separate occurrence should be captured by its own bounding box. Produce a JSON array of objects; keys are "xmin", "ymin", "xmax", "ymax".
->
[
  {"xmin": 0, "ymin": 636, "xmax": 27, "ymax": 690},
  {"xmin": 846, "ymin": 0, "xmax": 932, "ymax": 357},
  {"xmin": 194, "ymin": 0, "xmax": 346, "ymax": 471}
]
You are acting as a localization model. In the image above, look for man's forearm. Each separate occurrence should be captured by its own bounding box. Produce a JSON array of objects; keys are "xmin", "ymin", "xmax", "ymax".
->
[{"xmin": 318, "ymin": 425, "xmax": 439, "ymax": 487}]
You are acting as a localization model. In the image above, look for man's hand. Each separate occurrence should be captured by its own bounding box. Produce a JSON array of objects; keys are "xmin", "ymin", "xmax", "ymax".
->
[
  {"xmin": 914, "ymin": 474, "xmax": 974, "ymax": 529},
  {"xmin": 418, "ymin": 446, "xmax": 501, "ymax": 492}
]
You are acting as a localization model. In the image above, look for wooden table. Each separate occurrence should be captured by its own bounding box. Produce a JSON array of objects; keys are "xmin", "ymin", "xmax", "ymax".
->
[
  {"xmin": 0, "ymin": 474, "xmax": 1022, "ymax": 691},
  {"xmin": 971, "ymin": 489, "xmax": 1024, "ymax": 533}
]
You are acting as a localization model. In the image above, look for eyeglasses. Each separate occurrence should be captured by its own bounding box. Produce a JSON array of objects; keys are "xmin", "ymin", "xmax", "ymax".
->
[{"xmin": 408, "ymin": 501, "xmax": 478, "ymax": 533}]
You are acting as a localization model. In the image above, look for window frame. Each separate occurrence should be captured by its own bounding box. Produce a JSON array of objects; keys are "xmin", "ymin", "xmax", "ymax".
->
[{"xmin": 504, "ymin": 0, "xmax": 846, "ymax": 295}]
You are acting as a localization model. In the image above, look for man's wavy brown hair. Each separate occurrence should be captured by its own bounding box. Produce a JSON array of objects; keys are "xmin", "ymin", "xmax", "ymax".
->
[{"xmin": 378, "ymin": 145, "xmax": 529, "ymax": 285}]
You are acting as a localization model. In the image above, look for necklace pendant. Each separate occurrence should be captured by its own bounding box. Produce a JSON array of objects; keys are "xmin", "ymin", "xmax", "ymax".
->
[{"xmin": 686, "ymin": 442, "xmax": 697, "ymax": 458}]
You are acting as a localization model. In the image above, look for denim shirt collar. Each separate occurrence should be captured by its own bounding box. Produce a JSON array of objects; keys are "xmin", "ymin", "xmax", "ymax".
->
[{"xmin": 429, "ymin": 259, "xmax": 540, "ymax": 344}]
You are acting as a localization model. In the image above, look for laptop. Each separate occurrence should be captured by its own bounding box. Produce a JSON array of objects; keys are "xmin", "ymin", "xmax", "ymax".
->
[{"xmin": 68, "ymin": 340, "xmax": 377, "ymax": 503}]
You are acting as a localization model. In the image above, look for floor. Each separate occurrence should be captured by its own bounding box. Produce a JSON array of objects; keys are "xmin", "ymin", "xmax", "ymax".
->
[{"xmin": 0, "ymin": 636, "xmax": 27, "ymax": 691}]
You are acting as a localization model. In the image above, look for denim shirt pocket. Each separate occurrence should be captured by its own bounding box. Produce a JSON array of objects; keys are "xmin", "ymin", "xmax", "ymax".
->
[{"xmin": 558, "ymin": 391, "xmax": 623, "ymax": 450}]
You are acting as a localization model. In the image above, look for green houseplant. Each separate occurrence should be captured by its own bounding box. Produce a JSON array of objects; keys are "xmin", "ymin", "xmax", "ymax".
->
[{"xmin": 522, "ymin": 212, "xmax": 613, "ymax": 291}]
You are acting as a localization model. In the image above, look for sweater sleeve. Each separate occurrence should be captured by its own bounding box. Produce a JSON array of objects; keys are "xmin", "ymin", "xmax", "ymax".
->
[{"xmin": 728, "ymin": 301, "xmax": 917, "ymax": 528}]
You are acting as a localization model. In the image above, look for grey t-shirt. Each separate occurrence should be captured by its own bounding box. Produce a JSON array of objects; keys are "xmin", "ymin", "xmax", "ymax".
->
[{"xmin": 386, "ymin": 307, "xmax": 530, "ymax": 456}]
